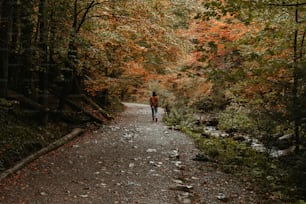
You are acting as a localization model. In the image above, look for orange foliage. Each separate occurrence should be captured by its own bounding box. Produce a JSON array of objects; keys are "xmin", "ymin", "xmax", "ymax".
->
[
  {"xmin": 125, "ymin": 61, "xmax": 148, "ymax": 77},
  {"xmin": 178, "ymin": 15, "xmax": 253, "ymax": 68}
]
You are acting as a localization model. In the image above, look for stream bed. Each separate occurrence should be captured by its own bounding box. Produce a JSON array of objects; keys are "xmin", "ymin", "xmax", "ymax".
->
[{"xmin": 202, "ymin": 126, "xmax": 293, "ymax": 158}]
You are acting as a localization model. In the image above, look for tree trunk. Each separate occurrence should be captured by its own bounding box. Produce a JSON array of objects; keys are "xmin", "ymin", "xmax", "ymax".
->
[
  {"xmin": 81, "ymin": 94, "xmax": 113, "ymax": 119},
  {"xmin": 38, "ymin": 0, "xmax": 49, "ymax": 125},
  {"xmin": 293, "ymin": 1, "xmax": 300, "ymax": 153},
  {"xmin": 18, "ymin": 2, "xmax": 35, "ymax": 93},
  {"xmin": 59, "ymin": 0, "xmax": 98, "ymax": 108},
  {"xmin": 11, "ymin": 0, "xmax": 21, "ymax": 54},
  {"xmin": 64, "ymin": 98, "xmax": 105, "ymax": 124},
  {"xmin": 0, "ymin": 1, "xmax": 13, "ymax": 98}
]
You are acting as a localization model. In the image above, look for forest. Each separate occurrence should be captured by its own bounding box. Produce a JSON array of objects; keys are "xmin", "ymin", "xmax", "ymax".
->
[{"xmin": 0, "ymin": 0, "xmax": 305, "ymax": 202}]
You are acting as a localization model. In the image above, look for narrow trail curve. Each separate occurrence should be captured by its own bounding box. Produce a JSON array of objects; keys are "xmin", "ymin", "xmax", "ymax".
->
[{"xmin": 0, "ymin": 103, "xmax": 262, "ymax": 203}]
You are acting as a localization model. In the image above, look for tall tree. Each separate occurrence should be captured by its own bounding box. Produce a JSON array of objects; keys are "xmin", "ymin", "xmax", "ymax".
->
[
  {"xmin": 0, "ymin": 1, "xmax": 14, "ymax": 98},
  {"xmin": 68, "ymin": 0, "xmax": 99, "ymax": 69},
  {"xmin": 38, "ymin": 0, "xmax": 50, "ymax": 125},
  {"xmin": 290, "ymin": 0, "xmax": 305, "ymax": 152}
]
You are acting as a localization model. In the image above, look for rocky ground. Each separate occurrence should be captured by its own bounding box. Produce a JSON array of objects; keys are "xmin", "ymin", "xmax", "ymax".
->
[{"xmin": 0, "ymin": 103, "xmax": 264, "ymax": 203}]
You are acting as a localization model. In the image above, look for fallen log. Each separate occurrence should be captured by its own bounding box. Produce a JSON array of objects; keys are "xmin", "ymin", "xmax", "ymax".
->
[
  {"xmin": 81, "ymin": 94, "xmax": 113, "ymax": 120},
  {"xmin": 7, "ymin": 90, "xmax": 47, "ymax": 112},
  {"xmin": 0, "ymin": 128, "xmax": 84, "ymax": 182},
  {"xmin": 64, "ymin": 98, "xmax": 105, "ymax": 124},
  {"xmin": 49, "ymin": 89, "xmax": 108, "ymax": 123}
]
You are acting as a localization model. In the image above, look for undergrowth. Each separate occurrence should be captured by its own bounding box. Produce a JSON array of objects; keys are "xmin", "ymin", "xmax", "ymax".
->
[
  {"xmin": 164, "ymin": 108, "xmax": 306, "ymax": 203},
  {"xmin": 182, "ymin": 127, "xmax": 302, "ymax": 202},
  {"xmin": 0, "ymin": 108, "xmax": 67, "ymax": 173},
  {"xmin": 0, "ymin": 98, "xmax": 124, "ymax": 174}
]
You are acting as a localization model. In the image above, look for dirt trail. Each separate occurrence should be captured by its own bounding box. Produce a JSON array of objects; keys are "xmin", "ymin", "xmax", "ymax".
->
[{"xmin": 0, "ymin": 103, "xmax": 262, "ymax": 203}]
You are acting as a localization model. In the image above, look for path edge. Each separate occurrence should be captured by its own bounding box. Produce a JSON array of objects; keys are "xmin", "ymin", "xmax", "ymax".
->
[{"xmin": 0, "ymin": 128, "xmax": 84, "ymax": 182}]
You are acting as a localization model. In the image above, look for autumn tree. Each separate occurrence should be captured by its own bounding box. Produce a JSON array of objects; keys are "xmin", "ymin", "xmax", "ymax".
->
[
  {"xmin": 82, "ymin": 0, "xmax": 192, "ymax": 100},
  {"xmin": 198, "ymin": 0, "xmax": 306, "ymax": 151},
  {"xmin": 0, "ymin": 0, "xmax": 193, "ymax": 124}
]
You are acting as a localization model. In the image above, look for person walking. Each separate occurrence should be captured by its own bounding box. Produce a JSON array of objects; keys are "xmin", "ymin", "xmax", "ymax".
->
[{"xmin": 149, "ymin": 91, "xmax": 159, "ymax": 122}]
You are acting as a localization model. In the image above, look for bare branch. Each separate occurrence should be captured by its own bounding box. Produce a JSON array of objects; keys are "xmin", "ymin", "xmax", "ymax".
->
[
  {"xmin": 267, "ymin": 2, "xmax": 306, "ymax": 7},
  {"xmin": 300, "ymin": 29, "xmax": 305, "ymax": 59},
  {"xmin": 76, "ymin": 1, "xmax": 100, "ymax": 33},
  {"xmin": 76, "ymin": 1, "xmax": 101, "ymax": 16},
  {"xmin": 89, "ymin": 14, "xmax": 111, "ymax": 19}
]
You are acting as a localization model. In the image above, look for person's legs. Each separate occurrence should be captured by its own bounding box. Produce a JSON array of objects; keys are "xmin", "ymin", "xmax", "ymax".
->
[
  {"xmin": 154, "ymin": 107, "xmax": 158, "ymax": 122},
  {"xmin": 151, "ymin": 107, "xmax": 155, "ymax": 121}
]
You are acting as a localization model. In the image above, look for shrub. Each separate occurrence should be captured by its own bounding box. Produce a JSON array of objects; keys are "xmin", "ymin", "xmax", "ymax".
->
[
  {"xmin": 164, "ymin": 106, "xmax": 195, "ymax": 129},
  {"xmin": 218, "ymin": 103, "xmax": 255, "ymax": 133}
]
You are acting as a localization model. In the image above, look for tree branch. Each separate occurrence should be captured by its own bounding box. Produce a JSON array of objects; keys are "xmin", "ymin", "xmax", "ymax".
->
[
  {"xmin": 267, "ymin": 2, "xmax": 306, "ymax": 7},
  {"xmin": 76, "ymin": 0, "xmax": 107, "ymax": 16},
  {"xmin": 76, "ymin": 1, "xmax": 100, "ymax": 33},
  {"xmin": 300, "ymin": 29, "xmax": 305, "ymax": 59},
  {"xmin": 88, "ymin": 14, "xmax": 111, "ymax": 19},
  {"xmin": 73, "ymin": 0, "xmax": 78, "ymax": 29}
]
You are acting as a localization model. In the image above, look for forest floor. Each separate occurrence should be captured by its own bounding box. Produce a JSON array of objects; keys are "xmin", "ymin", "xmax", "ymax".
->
[{"xmin": 0, "ymin": 103, "xmax": 268, "ymax": 203}]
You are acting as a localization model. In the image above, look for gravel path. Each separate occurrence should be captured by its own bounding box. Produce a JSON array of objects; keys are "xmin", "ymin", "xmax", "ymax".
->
[{"xmin": 0, "ymin": 103, "xmax": 262, "ymax": 203}]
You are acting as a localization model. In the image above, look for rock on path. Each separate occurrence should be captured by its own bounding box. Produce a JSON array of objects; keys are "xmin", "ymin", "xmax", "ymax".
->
[{"xmin": 0, "ymin": 103, "xmax": 262, "ymax": 203}]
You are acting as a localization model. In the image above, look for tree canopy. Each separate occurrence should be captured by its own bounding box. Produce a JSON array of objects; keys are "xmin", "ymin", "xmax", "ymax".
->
[{"xmin": 1, "ymin": 0, "xmax": 306, "ymax": 201}]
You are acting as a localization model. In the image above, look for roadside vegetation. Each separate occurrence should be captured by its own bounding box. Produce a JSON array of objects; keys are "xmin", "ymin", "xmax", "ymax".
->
[
  {"xmin": 1, "ymin": 0, "xmax": 305, "ymax": 202},
  {"xmin": 163, "ymin": 100, "xmax": 306, "ymax": 202},
  {"xmin": 162, "ymin": 1, "xmax": 306, "ymax": 202}
]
